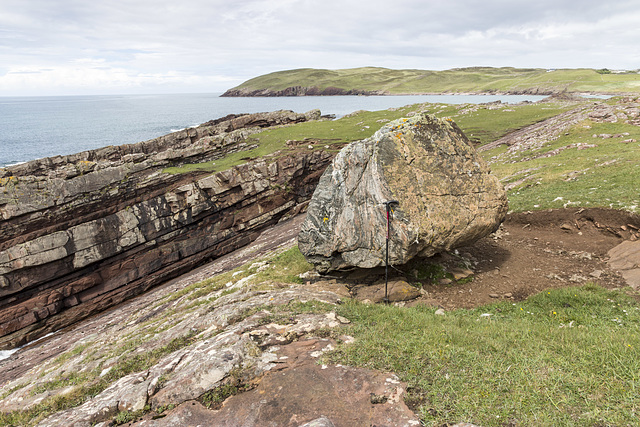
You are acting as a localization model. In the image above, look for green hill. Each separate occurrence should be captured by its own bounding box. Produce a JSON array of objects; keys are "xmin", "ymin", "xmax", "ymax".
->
[{"xmin": 222, "ymin": 67, "xmax": 640, "ymax": 96}]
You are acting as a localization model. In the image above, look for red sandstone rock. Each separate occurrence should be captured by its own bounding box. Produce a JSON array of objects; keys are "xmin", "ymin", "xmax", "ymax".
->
[{"xmin": 0, "ymin": 110, "xmax": 331, "ymax": 349}]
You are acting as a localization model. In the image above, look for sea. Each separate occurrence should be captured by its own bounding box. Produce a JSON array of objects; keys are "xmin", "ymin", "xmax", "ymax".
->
[{"xmin": 0, "ymin": 93, "xmax": 548, "ymax": 168}]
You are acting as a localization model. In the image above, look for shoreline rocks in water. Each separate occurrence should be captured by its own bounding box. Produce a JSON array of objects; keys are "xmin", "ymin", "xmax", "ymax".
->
[{"xmin": 298, "ymin": 113, "xmax": 508, "ymax": 273}]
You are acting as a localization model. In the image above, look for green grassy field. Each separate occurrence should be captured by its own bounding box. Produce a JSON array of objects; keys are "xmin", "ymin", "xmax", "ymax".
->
[
  {"xmin": 330, "ymin": 285, "xmax": 640, "ymax": 426},
  {"xmin": 226, "ymin": 67, "xmax": 640, "ymax": 95}
]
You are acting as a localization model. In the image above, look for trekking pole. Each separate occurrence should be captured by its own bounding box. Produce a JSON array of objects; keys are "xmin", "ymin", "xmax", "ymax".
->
[{"xmin": 383, "ymin": 200, "xmax": 399, "ymax": 304}]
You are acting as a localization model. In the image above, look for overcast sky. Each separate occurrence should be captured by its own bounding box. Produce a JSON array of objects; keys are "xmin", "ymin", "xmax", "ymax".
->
[{"xmin": 1, "ymin": 0, "xmax": 639, "ymax": 96}]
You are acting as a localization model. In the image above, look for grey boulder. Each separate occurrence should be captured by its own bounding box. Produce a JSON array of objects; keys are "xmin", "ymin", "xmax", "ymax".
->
[{"xmin": 298, "ymin": 113, "xmax": 507, "ymax": 272}]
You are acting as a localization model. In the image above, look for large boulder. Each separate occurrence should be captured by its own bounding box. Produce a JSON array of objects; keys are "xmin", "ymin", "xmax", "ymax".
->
[{"xmin": 298, "ymin": 113, "xmax": 508, "ymax": 272}]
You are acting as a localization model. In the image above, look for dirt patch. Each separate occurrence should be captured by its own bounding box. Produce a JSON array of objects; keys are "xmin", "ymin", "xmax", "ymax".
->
[
  {"xmin": 414, "ymin": 208, "xmax": 638, "ymax": 309},
  {"xmin": 316, "ymin": 208, "xmax": 640, "ymax": 310}
]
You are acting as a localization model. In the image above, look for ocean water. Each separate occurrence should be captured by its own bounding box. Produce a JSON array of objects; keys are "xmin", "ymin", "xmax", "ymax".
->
[{"xmin": 0, "ymin": 93, "xmax": 547, "ymax": 168}]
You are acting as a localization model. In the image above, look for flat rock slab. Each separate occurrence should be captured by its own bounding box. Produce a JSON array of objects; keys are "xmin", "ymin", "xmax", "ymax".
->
[
  {"xmin": 608, "ymin": 240, "xmax": 640, "ymax": 289},
  {"xmin": 204, "ymin": 338, "xmax": 420, "ymax": 427},
  {"xmin": 132, "ymin": 339, "xmax": 420, "ymax": 427},
  {"xmin": 354, "ymin": 279, "xmax": 421, "ymax": 303}
]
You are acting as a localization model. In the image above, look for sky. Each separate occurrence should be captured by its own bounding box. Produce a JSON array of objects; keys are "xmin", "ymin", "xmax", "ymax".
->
[{"xmin": 1, "ymin": 0, "xmax": 639, "ymax": 96}]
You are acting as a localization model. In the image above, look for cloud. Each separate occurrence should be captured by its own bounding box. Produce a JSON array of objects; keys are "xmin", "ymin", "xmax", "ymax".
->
[
  {"xmin": 0, "ymin": 61, "xmax": 237, "ymax": 96},
  {"xmin": 1, "ymin": 0, "xmax": 639, "ymax": 95}
]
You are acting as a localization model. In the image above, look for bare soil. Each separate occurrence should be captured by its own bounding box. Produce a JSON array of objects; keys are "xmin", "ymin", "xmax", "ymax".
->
[
  {"xmin": 337, "ymin": 208, "xmax": 640, "ymax": 309},
  {"xmin": 421, "ymin": 207, "xmax": 640, "ymax": 308}
]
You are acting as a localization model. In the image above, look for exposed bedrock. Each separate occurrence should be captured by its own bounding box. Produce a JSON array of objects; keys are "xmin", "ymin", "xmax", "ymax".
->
[
  {"xmin": 298, "ymin": 113, "xmax": 508, "ymax": 273},
  {"xmin": 0, "ymin": 110, "xmax": 331, "ymax": 349}
]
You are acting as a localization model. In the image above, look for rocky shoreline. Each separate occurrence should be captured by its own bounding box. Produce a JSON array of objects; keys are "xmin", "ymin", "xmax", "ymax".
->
[{"xmin": 0, "ymin": 109, "xmax": 333, "ymax": 350}]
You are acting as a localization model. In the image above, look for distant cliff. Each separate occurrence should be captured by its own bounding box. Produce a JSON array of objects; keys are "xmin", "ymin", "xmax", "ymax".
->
[
  {"xmin": 222, "ymin": 85, "xmax": 386, "ymax": 97},
  {"xmin": 0, "ymin": 110, "xmax": 333, "ymax": 349}
]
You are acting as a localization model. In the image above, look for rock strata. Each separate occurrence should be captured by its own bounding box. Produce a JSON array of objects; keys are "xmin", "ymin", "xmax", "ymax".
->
[
  {"xmin": 298, "ymin": 113, "xmax": 508, "ymax": 272},
  {"xmin": 0, "ymin": 110, "xmax": 331, "ymax": 349}
]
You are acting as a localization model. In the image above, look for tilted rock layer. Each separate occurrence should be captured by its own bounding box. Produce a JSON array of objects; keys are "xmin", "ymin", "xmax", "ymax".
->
[
  {"xmin": 0, "ymin": 110, "xmax": 332, "ymax": 349},
  {"xmin": 298, "ymin": 113, "xmax": 508, "ymax": 272}
]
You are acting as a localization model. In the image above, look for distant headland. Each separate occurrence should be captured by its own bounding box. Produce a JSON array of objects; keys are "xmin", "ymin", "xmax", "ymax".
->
[{"xmin": 221, "ymin": 66, "xmax": 640, "ymax": 97}]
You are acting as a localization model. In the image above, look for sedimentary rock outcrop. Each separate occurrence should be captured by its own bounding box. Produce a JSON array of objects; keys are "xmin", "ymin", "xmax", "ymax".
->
[
  {"xmin": 0, "ymin": 110, "xmax": 332, "ymax": 349},
  {"xmin": 0, "ymin": 262, "xmax": 419, "ymax": 427},
  {"xmin": 298, "ymin": 113, "xmax": 508, "ymax": 272}
]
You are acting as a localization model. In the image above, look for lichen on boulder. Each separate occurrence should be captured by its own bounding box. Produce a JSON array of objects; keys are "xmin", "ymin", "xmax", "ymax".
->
[{"xmin": 298, "ymin": 113, "xmax": 508, "ymax": 273}]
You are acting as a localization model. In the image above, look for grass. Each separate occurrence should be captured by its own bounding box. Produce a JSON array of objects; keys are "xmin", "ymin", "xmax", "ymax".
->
[
  {"xmin": 200, "ymin": 384, "xmax": 246, "ymax": 409},
  {"xmin": 251, "ymin": 246, "xmax": 313, "ymax": 285},
  {"xmin": 329, "ymin": 284, "xmax": 640, "ymax": 426},
  {"xmin": 447, "ymin": 101, "xmax": 572, "ymax": 145},
  {"xmin": 113, "ymin": 407, "xmax": 149, "ymax": 425},
  {"xmin": 226, "ymin": 67, "xmax": 640, "ymax": 95},
  {"xmin": 162, "ymin": 99, "xmax": 578, "ymax": 176},
  {"xmin": 483, "ymin": 108, "xmax": 640, "ymax": 213},
  {"xmin": 161, "ymin": 105, "xmax": 418, "ymax": 175},
  {"xmin": 152, "ymin": 246, "xmax": 313, "ymax": 308}
]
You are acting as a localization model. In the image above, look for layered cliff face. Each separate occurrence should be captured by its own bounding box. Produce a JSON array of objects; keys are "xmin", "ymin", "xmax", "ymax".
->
[{"xmin": 0, "ymin": 110, "xmax": 333, "ymax": 349}]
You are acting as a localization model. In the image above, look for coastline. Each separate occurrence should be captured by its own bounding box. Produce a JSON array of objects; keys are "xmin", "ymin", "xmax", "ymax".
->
[
  {"xmin": 0, "ymin": 93, "xmax": 550, "ymax": 168},
  {"xmin": 221, "ymin": 86, "xmax": 623, "ymax": 98}
]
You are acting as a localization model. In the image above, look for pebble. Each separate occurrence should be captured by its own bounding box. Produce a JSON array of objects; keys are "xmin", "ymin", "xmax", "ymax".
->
[
  {"xmin": 489, "ymin": 293, "xmax": 500, "ymax": 299},
  {"xmin": 434, "ymin": 308, "xmax": 446, "ymax": 316},
  {"xmin": 450, "ymin": 268, "xmax": 474, "ymax": 280},
  {"xmin": 569, "ymin": 274, "xmax": 588, "ymax": 283}
]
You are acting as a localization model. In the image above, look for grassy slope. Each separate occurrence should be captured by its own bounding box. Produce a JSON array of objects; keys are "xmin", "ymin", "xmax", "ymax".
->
[
  {"xmin": 165, "ymin": 98, "xmax": 573, "ymax": 175},
  {"xmin": 228, "ymin": 67, "xmax": 640, "ymax": 94},
  {"xmin": 476, "ymin": 100, "xmax": 640, "ymax": 213}
]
